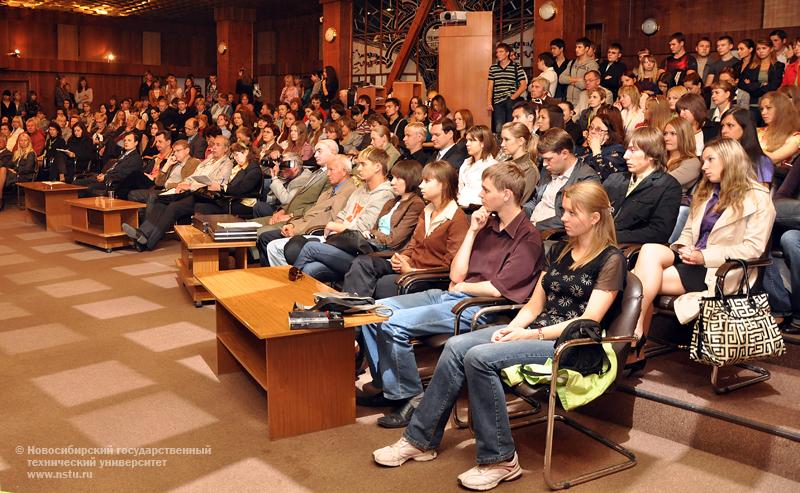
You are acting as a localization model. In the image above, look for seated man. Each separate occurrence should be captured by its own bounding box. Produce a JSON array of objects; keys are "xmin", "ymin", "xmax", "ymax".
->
[
  {"xmin": 268, "ymin": 148, "xmax": 394, "ymax": 268},
  {"xmin": 257, "ymin": 154, "xmax": 356, "ymax": 266},
  {"xmin": 123, "ymin": 135, "xmax": 233, "ymax": 251},
  {"xmin": 252, "ymin": 150, "xmax": 319, "ymax": 218},
  {"xmin": 77, "ymin": 131, "xmax": 149, "ymax": 199},
  {"xmin": 525, "ymin": 128, "xmax": 600, "ymax": 230},
  {"xmin": 358, "ymin": 163, "xmax": 544, "ymax": 428}
]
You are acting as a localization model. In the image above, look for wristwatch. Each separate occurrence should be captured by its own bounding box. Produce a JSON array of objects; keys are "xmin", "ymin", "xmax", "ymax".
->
[{"xmin": 536, "ymin": 328, "xmax": 544, "ymax": 340}]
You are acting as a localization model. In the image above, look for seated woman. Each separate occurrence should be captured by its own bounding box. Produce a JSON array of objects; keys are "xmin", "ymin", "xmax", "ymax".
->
[
  {"xmin": 617, "ymin": 85, "xmax": 645, "ymax": 137},
  {"xmin": 577, "ymin": 87, "xmax": 605, "ymax": 131},
  {"xmin": 630, "ymin": 138, "xmax": 776, "ymax": 365},
  {"xmin": 342, "ymin": 160, "xmax": 468, "ymax": 298},
  {"xmin": 0, "ymin": 132, "xmax": 36, "ymax": 204},
  {"xmin": 499, "ymin": 122, "xmax": 538, "ymax": 204},
  {"xmin": 286, "ymin": 122, "xmax": 313, "ymax": 162},
  {"xmin": 603, "ymin": 127, "xmax": 682, "ymax": 244},
  {"xmin": 370, "ymin": 125, "xmax": 401, "ymax": 172},
  {"xmin": 577, "ymin": 112, "xmax": 626, "ymax": 180},
  {"xmin": 291, "ymin": 152, "xmax": 412, "ymax": 284},
  {"xmin": 663, "ymin": 117, "xmax": 702, "ymax": 242},
  {"xmin": 40, "ymin": 122, "xmax": 67, "ymax": 181},
  {"xmin": 307, "ymin": 110, "xmax": 324, "ymax": 148},
  {"xmin": 372, "ymin": 181, "xmax": 625, "ymax": 492},
  {"xmin": 675, "ymin": 92, "xmax": 708, "ymax": 155},
  {"xmin": 720, "ymin": 108, "xmax": 774, "ymax": 186},
  {"xmin": 756, "ymin": 91, "xmax": 800, "ymax": 177},
  {"xmin": 458, "ymin": 125, "xmax": 498, "ymax": 209},
  {"xmin": 535, "ymin": 104, "xmax": 564, "ymax": 134},
  {"xmin": 193, "ymin": 143, "xmax": 262, "ymax": 217},
  {"xmin": 64, "ymin": 123, "xmax": 96, "ymax": 181}
]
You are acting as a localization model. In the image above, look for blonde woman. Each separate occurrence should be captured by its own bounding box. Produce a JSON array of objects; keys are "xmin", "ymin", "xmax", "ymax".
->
[
  {"xmin": 11, "ymin": 132, "xmax": 37, "ymax": 182},
  {"xmin": 617, "ymin": 85, "xmax": 645, "ymax": 136},
  {"xmin": 756, "ymin": 91, "xmax": 800, "ymax": 168},
  {"xmin": 373, "ymin": 181, "xmax": 625, "ymax": 491},
  {"xmin": 636, "ymin": 54, "xmax": 664, "ymax": 93},
  {"xmin": 6, "ymin": 116, "xmax": 24, "ymax": 151},
  {"xmin": 369, "ymin": 125, "xmax": 401, "ymax": 172},
  {"xmin": 630, "ymin": 138, "xmax": 775, "ymax": 364}
]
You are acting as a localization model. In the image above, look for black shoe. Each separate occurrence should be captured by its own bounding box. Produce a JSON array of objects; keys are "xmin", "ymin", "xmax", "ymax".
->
[
  {"xmin": 781, "ymin": 320, "xmax": 800, "ymax": 335},
  {"xmin": 356, "ymin": 389, "xmax": 402, "ymax": 408},
  {"xmin": 122, "ymin": 222, "xmax": 139, "ymax": 240},
  {"xmin": 377, "ymin": 393, "xmax": 423, "ymax": 428}
]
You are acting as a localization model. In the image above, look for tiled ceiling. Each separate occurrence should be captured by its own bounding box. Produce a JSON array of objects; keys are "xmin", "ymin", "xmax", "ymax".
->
[{"xmin": 1, "ymin": 0, "xmax": 320, "ymax": 21}]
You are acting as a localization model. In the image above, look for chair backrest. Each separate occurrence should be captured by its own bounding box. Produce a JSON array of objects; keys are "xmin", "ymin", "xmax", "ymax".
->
[{"xmin": 601, "ymin": 271, "xmax": 643, "ymax": 383}]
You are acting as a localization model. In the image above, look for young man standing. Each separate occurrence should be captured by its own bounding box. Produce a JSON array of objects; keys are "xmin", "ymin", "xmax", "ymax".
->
[
  {"xmin": 558, "ymin": 38, "xmax": 599, "ymax": 106},
  {"xmin": 693, "ymin": 37, "xmax": 713, "ymax": 84},
  {"xmin": 487, "ymin": 43, "xmax": 528, "ymax": 133},
  {"xmin": 599, "ymin": 43, "xmax": 627, "ymax": 99},
  {"xmin": 550, "ymin": 38, "xmax": 570, "ymax": 100},
  {"xmin": 384, "ymin": 97, "xmax": 407, "ymax": 142},
  {"xmin": 536, "ymin": 52, "xmax": 559, "ymax": 98},
  {"xmin": 357, "ymin": 163, "xmax": 544, "ymax": 428},
  {"xmin": 770, "ymin": 29, "xmax": 792, "ymax": 64},
  {"xmin": 663, "ymin": 32, "xmax": 698, "ymax": 87},
  {"xmin": 705, "ymin": 36, "xmax": 742, "ymax": 86}
]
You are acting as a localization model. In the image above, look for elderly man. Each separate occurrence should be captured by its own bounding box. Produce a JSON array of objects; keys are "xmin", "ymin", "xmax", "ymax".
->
[
  {"xmin": 123, "ymin": 135, "xmax": 233, "ymax": 251},
  {"xmin": 572, "ymin": 70, "xmax": 614, "ymax": 121}
]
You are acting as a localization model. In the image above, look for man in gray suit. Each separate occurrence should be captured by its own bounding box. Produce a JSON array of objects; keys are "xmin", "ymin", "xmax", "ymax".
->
[{"xmin": 525, "ymin": 128, "xmax": 600, "ymax": 231}]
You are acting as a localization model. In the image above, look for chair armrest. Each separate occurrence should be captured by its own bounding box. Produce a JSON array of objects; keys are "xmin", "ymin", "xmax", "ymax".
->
[
  {"xmin": 541, "ymin": 229, "xmax": 566, "ymax": 241},
  {"xmin": 714, "ymin": 257, "xmax": 771, "ymax": 280},
  {"xmin": 471, "ymin": 304, "xmax": 525, "ymax": 332},
  {"xmin": 450, "ymin": 296, "xmax": 515, "ymax": 335},
  {"xmin": 396, "ymin": 268, "xmax": 451, "ymax": 295},
  {"xmin": 306, "ymin": 226, "xmax": 325, "ymax": 235}
]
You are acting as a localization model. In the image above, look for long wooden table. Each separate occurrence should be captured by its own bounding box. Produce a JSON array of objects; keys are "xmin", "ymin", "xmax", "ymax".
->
[
  {"xmin": 18, "ymin": 182, "xmax": 86, "ymax": 232},
  {"xmin": 197, "ymin": 266, "xmax": 386, "ymax": 440},
  {"xmin": 175, "ymin": 225, "xmax": 255, "ymax": 307},
  {"xmin": 66, "ymin": 197, "xmax": 146, "ymax": 252}
]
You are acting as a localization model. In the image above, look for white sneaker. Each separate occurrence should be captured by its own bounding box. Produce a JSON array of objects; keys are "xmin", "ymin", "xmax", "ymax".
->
[
  {"xmin": 457, "ymin": 452, "xmax": 522, "ymax": 491},
  {"xmin": 373, "ymin": 437, "xmax": 437, "ymax": 467}
]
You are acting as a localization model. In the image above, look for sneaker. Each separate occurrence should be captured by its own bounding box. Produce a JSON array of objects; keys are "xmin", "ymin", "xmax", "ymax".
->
[
  {"xmin": 373, "ymin": 437, "xmax": 437, "ymax": 467},
  {"xmin": 457, "ymin": 453, "xmax": 522, "ymax": 491}
]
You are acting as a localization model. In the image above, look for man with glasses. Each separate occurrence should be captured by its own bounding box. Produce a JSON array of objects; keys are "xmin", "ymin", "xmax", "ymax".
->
[
  {"xmin": 572, "ymin": 70, "xmax": 613, "ymax": 121},
  {"xmin": 525, "ymin": 128, "xmax": 599, "ymax": 229}
]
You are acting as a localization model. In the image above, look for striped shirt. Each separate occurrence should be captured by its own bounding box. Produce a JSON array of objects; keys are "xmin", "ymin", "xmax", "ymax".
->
[{"xmin": 488, "ymin": 61, "xmax": 527, "ymax": 103}]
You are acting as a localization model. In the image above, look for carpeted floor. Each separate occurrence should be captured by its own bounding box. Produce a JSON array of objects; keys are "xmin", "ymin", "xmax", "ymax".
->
[{"xmin": 0, "ymin": 207, "xmax": 798, "ymax": 493}]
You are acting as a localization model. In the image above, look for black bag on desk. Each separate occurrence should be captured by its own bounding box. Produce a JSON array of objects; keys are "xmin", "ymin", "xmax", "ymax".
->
[{"xmin": 325, "ymin": 230, "xmax": 379, "ymax": 256}]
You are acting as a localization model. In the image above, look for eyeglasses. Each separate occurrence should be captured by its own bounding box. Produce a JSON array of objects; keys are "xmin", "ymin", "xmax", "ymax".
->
[
  {"xmin": 588, "ymin": 126, "xmax": 608, "ymax": 134},
  {"xmin": 288, "ymin": 266, "xmax": 305, "ymax": 282}
]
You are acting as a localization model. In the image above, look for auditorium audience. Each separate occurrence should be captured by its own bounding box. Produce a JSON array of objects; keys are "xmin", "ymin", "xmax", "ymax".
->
[
  {"xmin": 372, "ymin": 181, "xmax": 623, "ymax": 492},
  {"xmin": 740, "ymin": 39, "xmax": 785, "ymax": 125}
]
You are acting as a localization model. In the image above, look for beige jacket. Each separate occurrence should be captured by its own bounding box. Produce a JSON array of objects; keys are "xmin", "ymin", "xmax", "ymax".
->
[{"xmin": 672, "ymin": 185, "xmax": 775, "ymax": 323}]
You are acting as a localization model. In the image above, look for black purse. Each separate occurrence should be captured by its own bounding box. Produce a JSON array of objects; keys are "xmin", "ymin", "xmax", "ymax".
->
[
  {"xmin": 325, "ymin": 230, "xmax": 379, "ymax": 256},
  {"xmin": 552, "ymin": 319, "xmax": 609, "ymax": 376}
]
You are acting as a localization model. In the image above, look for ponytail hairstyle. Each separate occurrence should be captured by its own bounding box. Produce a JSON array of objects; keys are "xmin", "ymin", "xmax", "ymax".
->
[{"xmin": 558, "ymin": 181, "xmax": 618, "ymax": 268}]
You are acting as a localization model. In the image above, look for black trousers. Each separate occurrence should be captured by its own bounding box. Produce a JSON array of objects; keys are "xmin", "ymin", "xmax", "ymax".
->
[
  {"xmin": 194, "ymin": 200, "xmax": 253, "ymax": 217},
  {"xmin": 139, "ymin": 194, "xmax": 196, "ymax": 250},
  {"xmin": 341, "ymin": 254, "xmax": 401, "ymax": 298}
]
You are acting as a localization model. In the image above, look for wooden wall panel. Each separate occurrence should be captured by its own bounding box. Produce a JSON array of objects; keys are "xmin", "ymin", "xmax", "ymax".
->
[
  {"xmin": 587, "ymin": 0, "xmax": 799, "ymax": 65},
  {"xmin": 142, "ymin": 31, "xmax": 161, "ymax": 66},
  {"xmin": 0, "ymin": 6, "xmax": 215, "ymax": 115},
  {"xmin": 57, "ymin": 24, "xmax": 79, "ymax": 61},
  {"xmin": 764, "ymin": 0, "xmax": 800, "ymax": 29}
]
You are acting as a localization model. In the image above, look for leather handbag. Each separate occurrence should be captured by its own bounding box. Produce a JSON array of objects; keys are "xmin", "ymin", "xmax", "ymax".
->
[
  {"xmin": 691, "ymin": 259, "xmax": 786, "ymax": 366},
  {"xmin": 324, "ymin": 230, "xmax": 379, "ymax": 256}
]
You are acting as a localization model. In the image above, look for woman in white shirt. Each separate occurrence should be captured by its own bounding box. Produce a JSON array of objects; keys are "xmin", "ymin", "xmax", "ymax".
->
[
  {"xmin": 616, "ymin": 85, "xmax": 645, "ymax": 137},
  {"xmin": 457, "ymin": 125, "xmax": 498, "ymax": 208}
]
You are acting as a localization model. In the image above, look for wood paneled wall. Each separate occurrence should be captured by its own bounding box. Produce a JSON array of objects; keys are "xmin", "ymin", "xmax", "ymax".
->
[
  {"xmin": 254, "ymin": 14, "xmax": 322, "ymax": 104},
  {"xmin": 0, "ymin": 6, "xmax": 216, "ymax": 116},
  {"xmin": 586, "ymin": 0, "xmax": 800, "ymax": 65}
]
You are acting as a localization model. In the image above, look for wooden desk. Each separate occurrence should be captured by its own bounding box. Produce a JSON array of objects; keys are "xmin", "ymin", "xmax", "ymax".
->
[
  {"xmin": 197, "ymin": 266, "xmax": 386, "ymax": 440},
  {"xmin": 66, "ymin": 197, "xmax": 146, "ymax": 252},
  {"xmin": 18, "ymin": 182, "xmax": 86, "ymax": 232},
  {"xmin": 175, "ymin": 224, "xmax": 255, "ymax": 307}
]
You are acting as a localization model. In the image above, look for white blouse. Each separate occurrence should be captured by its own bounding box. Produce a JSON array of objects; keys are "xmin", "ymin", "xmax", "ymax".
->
[{"xmin": 457, "ymin": 155, "xmax": 498, "ymax": 207}]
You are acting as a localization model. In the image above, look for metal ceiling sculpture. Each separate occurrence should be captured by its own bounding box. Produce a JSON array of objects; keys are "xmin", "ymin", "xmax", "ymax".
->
[{"xmin": 353, "ymin": 0, "xmax": 535, "ymax": 89}]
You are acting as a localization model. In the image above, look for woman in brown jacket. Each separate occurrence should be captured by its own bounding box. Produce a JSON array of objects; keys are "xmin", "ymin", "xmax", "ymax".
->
[
  {"xmin": 292, "ymin": 160, "xmax": 425, "ymax": 284},
  {"xmin": 342, "ymin": 160, "xmax": 470, "ymax": 298}
]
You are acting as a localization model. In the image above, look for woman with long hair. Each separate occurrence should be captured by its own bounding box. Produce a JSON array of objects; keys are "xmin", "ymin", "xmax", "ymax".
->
[
  {"xmin": 536, "ymin": 104, "xmax": 564, "ymax": 133},
  {"xmin": 307, "ymin": 110, "xmax": 325, "ymax": 148},
  {"xmin": 617, "ymin": 85, "xmax": 645, "ymax": 136},
  {"xmin": 286, "ymin": 122, "xmax": 313, "ymax": 161},
  {"xmin": 321, "ymin": 66, "xmax": 339, "ymax": 109},
  {"xmin": 373, "ymin": 180, "xmax": 625, "ymax": 492},
  {"xmin": 630, "ymin": 138, "xmax": 775, "ymax": 366},
  {"xmin": 64, "ymin": 123, "xmax": 95, "ymax": 180},
  {"xmin": 756, "ymin": 91, "xmax": 800, "ymax": 169},
  {"xmin": 740, "ymin": 39, "xmax": 785, "ymax": 125},
  {"xmin": 453, "ymin": 109, "xmax": 474, "ymax": 146},
  {"xmin": 636, "ymin": 55, "xmax": 664, "ymax": 94},
  {"xmin": 663, "ymin": 117, "xmax": 702, "ymax": 241},
  {"xmin": 781, "ymin": 37, "xmax": 800, "ymax": 87},
  {"xmin": 343, "ymin": 160, "xmax": 468, "ymax": 299},
  {"xmin": 737, "ymin": 39, "xmax": 756, "ymax": 77},
  {"xmin": 642, "ymin": 95, "xmax": 672, "ymax": 131},
  {"xmin": 183, "ymin": 75, "xmax": 198, "ymax": 108},
  {"xmin": 457, "ymin": 125, "xmax": 498, "ymax": 208},
  {"xmin": 578, "ymin": 87, "xmax": 606, "ymax": 131},
  {"xmin": 500, "ymin": 122, "xmax": 538, "ymax": 204},
  {"xmin": 280, "ymin": 74, "xmax": 301, "ymax": 105},
  {"xmin": 407, "ymin": 97, "xmax": 421, "ymax": 122},
  {"xmin": 277, "ymin": 112, "xmax": 297, "ymax": 147},
  {"xmin": 40, "ymin": 122, "xmax": 67, "ymax": 181},
  {"xmin": 675, "ymin": 93, "xmax": 708, "ymax": 155},
  {"xmin": 429, "ymin": 95, "xmax": 450, "ymax": 122},
  {"xmin": 75, "ymin": 76, "xmax": 93, "ymax": 106},
  {"xmin": 370, "ymin": 124, "xmax": 401, "ymax": 172},
  {"xmin": 720, "ymin": 107, "xmax": 774, "ymax": 186}
]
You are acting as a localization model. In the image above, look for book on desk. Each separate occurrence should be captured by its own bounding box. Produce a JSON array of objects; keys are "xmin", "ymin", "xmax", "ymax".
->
[{"xmin": 193, "ymin": 213, "xmax": 260, "ymax": 241}]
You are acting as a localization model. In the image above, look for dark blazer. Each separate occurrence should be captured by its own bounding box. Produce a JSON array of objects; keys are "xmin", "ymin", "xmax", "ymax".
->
[
  {"xmin": 739, "ymin": 62, "xmax": 785, "ymax": 101},
  {"xmin": 107, "ymin": 150, "xmax": 150, "ymax": 199},
  {"xmin": 224, "ymin": 161, "xmax": 262, "ymax": 198},
  {"xmin": 371, "ymin": 194, "xmax": 425, "ymax": 250},
  {"xmin": 406, "ymin": 148, "xmax": 431, "ymax": 165},
  {"xmin": 429, "ymin": 142, "xmax": 468, "ymax": 170},
  {"xmin": 603, "ymin": 170, "xmax": 682, "ymax": 244},
  {"xmin": 187, "ymin": 134, "xmax": 207, "ymax": 160},
  {"xmin": 527, "ymin": 157, "xmax": 601, "ymax": 230},
  {"xmin": 598, "ymin": 59, "xmax": 627, "ymax": 97}
]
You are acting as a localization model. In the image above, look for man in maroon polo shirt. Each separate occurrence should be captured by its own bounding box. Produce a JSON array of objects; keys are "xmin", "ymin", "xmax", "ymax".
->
[{"xmin": 357, "ymin": 162, "xmax": 545, "ymax": 428}]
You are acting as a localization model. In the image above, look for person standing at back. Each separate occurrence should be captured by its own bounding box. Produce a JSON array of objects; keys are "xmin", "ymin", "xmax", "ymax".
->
[
  {"xmin": 558, "ymin": 37, "xmax": 600, "ymax": 106},
  {"xmin": 487, "ymin": 43, "xmax": 528, "ymax": 133},
  {"xmin": 663, "ymin": 32, "xmax": 698, "ymax": 87}
]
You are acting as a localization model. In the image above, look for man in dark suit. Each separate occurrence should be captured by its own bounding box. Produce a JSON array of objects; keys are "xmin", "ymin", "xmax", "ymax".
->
[
  {"xmin": 80, "ymin": 131, "xmax": 148, "ymax": 199},
  {"xmin": 598, "ymin": 43, "xmax": 627, "ymax": 99},
  {"xmin": 185, "ymin": 117, "xmax": 207, "ymax": 159},
  {"xmin": 428, "ymin": 117, "xmax": 467, "ymax": 169}
]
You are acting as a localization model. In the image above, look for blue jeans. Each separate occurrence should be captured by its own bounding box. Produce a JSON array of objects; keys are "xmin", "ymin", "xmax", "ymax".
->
[
  {"xmin": 293, "ymin": 241, "xmax": 356, "ymax": 283},
  {"xmin": 404, "ymin": 326, "xmax": 555, "ymax": 464},
  {"xmin": 360, "ymin": 290, "xmax": 492, "ymax": 400},
  {"xmin": 765, "ymin": 230, "xmax": 800, "ymax": 322},
  {"xmin": 491, "ymin": 98, "xmax": 516, "ymax": 134}
]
